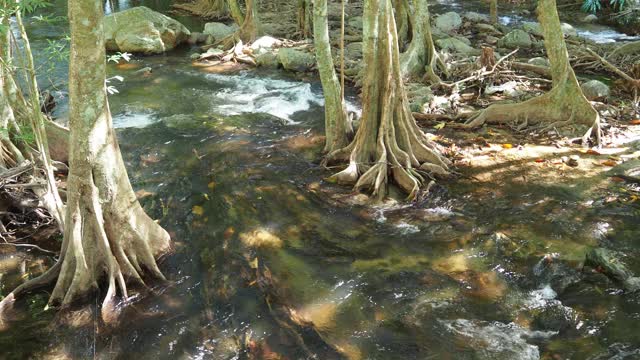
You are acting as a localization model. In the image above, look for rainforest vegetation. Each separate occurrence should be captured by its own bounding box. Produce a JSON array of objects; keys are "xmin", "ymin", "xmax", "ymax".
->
[{"xmin": 0, "ymin": 0, "xmax": 639, "ymax": 358}]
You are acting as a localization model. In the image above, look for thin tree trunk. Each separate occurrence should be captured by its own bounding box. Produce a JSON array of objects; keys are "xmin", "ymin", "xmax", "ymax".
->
[
  {"xmin": 313, "ymin": 0, "xmax": 352, "ymax": 153},
  {"xmin": 399, "ymin": 0, "xmax": 447, "ymax": 82},
  {"xmin": 14, "ymin": 4, "xmax": 65, "ymax": 228},
  {"xmin": 328, "ymin": 0, "xmax": 450, "ymax": 200},
  {"xmin": 48, "ymin": 0, "xmax": 171, "ymax": 323},
  {"xmin": 227, "ymin": 0, "xmax": 245, "ymax": 27},
  {"xmin": 220, "ymin": 0, "xmax": 261, "ymax": 47},
  {"xmin": 297, "ymin": 0, "xmax": 313, "ymax": 38},
  {"xmin": 490, "ymin": 0, "xmax": 498, "ymax": 25}
]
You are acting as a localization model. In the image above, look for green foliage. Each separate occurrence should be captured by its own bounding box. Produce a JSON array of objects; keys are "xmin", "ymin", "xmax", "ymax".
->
[{"xmin": 582, "ymin": 0, "xmax": 627, "ymax": 13}]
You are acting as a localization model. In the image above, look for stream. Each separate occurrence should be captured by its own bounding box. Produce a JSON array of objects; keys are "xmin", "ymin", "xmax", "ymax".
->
[{"xmin": 0, "ymin": 1, "xmax": 639, "ymax": 359}]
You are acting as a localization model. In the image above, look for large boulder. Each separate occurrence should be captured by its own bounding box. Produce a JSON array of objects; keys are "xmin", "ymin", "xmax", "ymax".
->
[
  {"xmin": 498, "ymin": 29, "xmax": 532, "ymax": 49},
  {"xmin": 105, "ymin": 7, "xmax": 190, "ymax": 54},
  {"xmin": 434, "ymin": 12, "xmax": 462, "ymax": 33},
  {"xmin": 203, "ymin": 22, "xmax": 237, "ymax": 42},
  {"xmin": 585, "ymin": 248, "xmax": 640, "ymax": 292},
  {"xmin": 277, "ymin": 48, "xmax": 315, "ymax": 72},
  {"xmin": 581, "ymin": 80, "xmax": 610, "ymax": 101}
]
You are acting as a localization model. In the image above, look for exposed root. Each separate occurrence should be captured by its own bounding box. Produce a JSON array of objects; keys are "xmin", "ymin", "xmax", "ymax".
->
[{"xmin": 329, "ymin": 0, "xmax": 450, "ymax": 201}]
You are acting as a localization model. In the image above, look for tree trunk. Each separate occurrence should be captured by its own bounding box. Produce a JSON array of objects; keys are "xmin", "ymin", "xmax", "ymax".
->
[
  {"xmin": 399, "ymin": 0, "xmax": 447, "ymax": 82},
  {"xmin": 313, "ymin": 0, "xmax": 352, "ymax": 153},
  {"xmin": 465, "ymin": 0, "xmax": 600, "ymax": 144},
  {"xmin": 298, "ymin": 0, "xmax": 313, "ymax": 38},
  {"xmin": 490, "ymin": 0, "xmax": 498, "ymax": 25},
  {"xmin": 220, "ymin": 0, "xmax": 261, "ymax": 47},
  {"xmin": 49, "ymin": 0, "xmax": 171, "ymax": 323},
  {"xmin": 328, "ymin": 0, "xmax": 450, "ymax": 200},
  {"xmin": 394, "ymin": 0, "xmax": 411, "ymax": 47},
  {"xmin": 227, "ymin": 0, "xmax": 244, "ymax": 25},
  {"xmin": 173, "ymin": 0, "xmax": 228, "ymax": 19}
]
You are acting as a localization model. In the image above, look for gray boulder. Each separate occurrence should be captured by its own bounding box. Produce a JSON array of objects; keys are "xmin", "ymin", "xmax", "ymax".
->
[
  {"xmin": 581, "ymin": 80, "xmax": 610, "ymax": 101},
  {"xmin": 463, "ymin": 11, "xmax": 489, "ymax": 23},
  {"xmin": 522, "ymin": 21, "xmax": 577, "ymax": 37},
  {"xmin": 203, "ymin": 22, "xmax": 237, "ymax": 42},
  {"xmin": 434, "ymin": 12, "xmax": 463, "ymax": 33},
  {"xmin": 348, "ymin": 16, "xmax": 363, "ymax": 30},
  {"xmin": 104, "ymin": 6, "xmax": 190, "ymax": 54},
  {"xmin": 528, "ymin": 57, "xmax": 550, "ymax": 67},
  {"xmin": 436, "ymin": 37, "xmax": 478, "ymax": 55},
  {"xmin": 498, "ymin": 29, "xmax": 532, "ymax": 49},
  {"xmin": 582, "ymin": 14, "xmax": 598, "ymax": 23},
  {"xmin": 256, "ymin": 51, "xmax": 280, "ymax": 69},
  {"xmin": 277, "ymin": 48, "xmax": 315, "ymax": 72}
]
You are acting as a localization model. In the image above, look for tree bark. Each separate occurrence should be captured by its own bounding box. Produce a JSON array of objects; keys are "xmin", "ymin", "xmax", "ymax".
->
[
  {"xmin": 220, "ymin": 0, "xmax": 261, "ymax": 47},
  {"xmin": 490, "ymin": 0, "xmax": 498, "ymax": 25},
  {"xmin": 465, "ymin": 0, "xmax": 600, "ymax": 144},
  {"xmin": 227, "ymin": 0, "xmax": 245, "ymax": 26},
  {"xmin": 313, "ymin": 0, "xmax": 352, "ymax": 153},
  {"xmin": 399, "ymin": 0, "xmax": 447, "ymax": 82},
  {"xmin": 298, "ymin": 0, "xmax": 313, "ymax": 38},
  {"xmin": 49, "ymin": 0, "xmax": 171, "ymax": 322},
  {"xmin": 173, "ymin": 0, "xmax": 228, "ymax": 19},
  {"xmin": 394, "ymin": 0, "xmax": 411, "ymax": 47},
  {"xmin": 328, "ymin": 0, "xmax": 450, "ymax": 200}
]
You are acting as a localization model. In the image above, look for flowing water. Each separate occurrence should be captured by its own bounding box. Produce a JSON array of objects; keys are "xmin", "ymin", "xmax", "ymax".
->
[{"xmin": 1, "ymin": 1, "xmax": 640, "ymax": 359}]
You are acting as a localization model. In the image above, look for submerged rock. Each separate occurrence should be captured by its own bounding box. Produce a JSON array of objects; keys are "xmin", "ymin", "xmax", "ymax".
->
[
  {"xmin": 581, "ymin": 80, "xmax": 610, "ymax": 101},
  {"xmin": 104, "ymin": 6, "xmax": 190, "ymax": 54},
  {"xmin": 240, "ymin": 229, "xmax": 283, "ymax": 249},
  {"xmin": 434, "ymin": 12, "xmax": 463, "ymax": 33},
  {"xmin": 585, "ymin": 248, "xmax": 640, "ymax": 292},
  {"xmin": 277, "ymin": 48, "xmax": 315, "ymax": 72}
]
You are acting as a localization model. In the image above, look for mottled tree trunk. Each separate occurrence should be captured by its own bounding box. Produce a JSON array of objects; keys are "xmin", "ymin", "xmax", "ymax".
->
[
  {"xmin": 399, "ymin": 0, "xmax": 447, "ymax": 82},
  {"xmin": 313, "ymin": 0, "xmax": 352, "ymax": 153},
  {"xmin": 328, "ymin": 0, "xmax": 450, "ymax": 200},
  {"xmin": 48, "ymin": 0, "xmax": 171, "ymax": 322},
  {"xmin": 0, "ymin": 16, "xmax": 24, "ymax": 168},
  {"xmin": 466, "ymin": 0, "xmax": 600, "ymax": 143}
]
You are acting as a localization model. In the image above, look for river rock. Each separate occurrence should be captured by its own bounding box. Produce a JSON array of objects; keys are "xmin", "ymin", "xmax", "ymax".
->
[
  {"xmin": 434, "ymin": 12, "xmax": 463, "ymax": 33},
  {"xmin": 203, "ymin": 22, "xmax": 237, "ymax": 42},
  {"xmin": 346, "ymin": 41, "xmax": 363, "ymax": 59},
  {"xmin": 277, "ymin": 48, "xmax": 315, "ymax": 72},
  {"xmin": 187, "ymin": 32, "xmax": 207, "ymax": 45},
  {"xmin": 255, "ymin": 51, "xmax": 280, "ymax": 69},
  {"xmin": 463, "ymin": 11, "xmax": 490, "ymax": 23},
  {"xmin": 522, "ymin": 21, "xmax": 577, "ymax": 37},
  {"xmin": 528, "ymin": 57, "xmax": 550, "ymax": 67},
  {"xmin": 581, "ymin": 80, "xmax": 610, "ymax": 101},
  {"xmin": 585, "ymin": 248, "xmax": 640, "ymax": 292},
  {"xmin": 582, "ymin": 14, "xmax": 598, "ymax": 23},
  {"xmin": 610, "ymin": 41, "xmax": 640, "ymax": 58},
  {"xmin": 104, "ymin": 7, "xmax": 190, "ymax": 54},
  {"xmin": 348, "ymin": 16, "xmax": 363, "ymax": 30},
  {"xmin": 498, "ymin": 29, "xmax": 532, "ymax": 49},
  {"xmin": 476, "ymin": 23, "xmax": 501, "ymax": 35},
  {"xmin": 532, "ymin": 303, "xmax": 577, "ymax": 332},
  {"xmin": 436, "ymin": 37, "xmax": 478, "ymax": 55}
]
